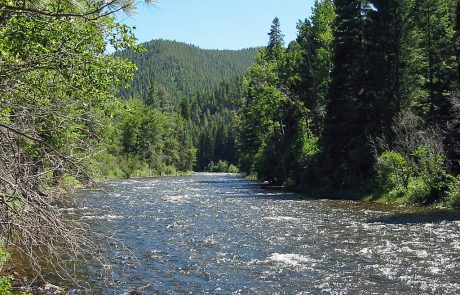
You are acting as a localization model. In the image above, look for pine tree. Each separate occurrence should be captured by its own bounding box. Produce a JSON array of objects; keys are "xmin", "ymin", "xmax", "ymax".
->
[
  {"xmin": 295, "ymin": 0, "xmax": 335, "ymax": 135},
  {"xmin": 365, "ymin": 0, "xmax": 409, "ymax": 142},
  {"xmin": 402, "ymin": 0, "xmax": 458, "ymax": 122},
  {"xmin": 322, "ymin": 0, "xmax": 370, "ymax": 186},
  {"xmin": 267, "ymin": 17, "xmax": 285, "ymax": 59},
  {"xmin": 457, "ymin": 0, "xmax": 460, "ymax": 81}
]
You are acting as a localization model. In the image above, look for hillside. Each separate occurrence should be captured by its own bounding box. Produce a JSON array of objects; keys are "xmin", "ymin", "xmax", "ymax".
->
[{"xmin": 118, "ymin": 39, "xmax": 257, "ymax": 102}]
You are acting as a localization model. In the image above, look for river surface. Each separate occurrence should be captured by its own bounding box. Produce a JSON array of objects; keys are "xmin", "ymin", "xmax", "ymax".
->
[{"xmin": 68, "ymin": 173, "xmax": 460, "ymax": 294}]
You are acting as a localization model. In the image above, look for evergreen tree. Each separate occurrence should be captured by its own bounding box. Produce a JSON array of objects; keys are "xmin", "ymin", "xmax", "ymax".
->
[
  {"xmin": 322, "ymin": 0, "xmax": 370, "ymax": 186},
  {"xmin": 267, "ymin": 17, "xmax": 285, "ymax": 59},
  {"xmin": 361, "ymin": 0, "xmax": 414, "ymax": 150},
  {"xmin": 457, "ymin": 0, "xmax": 460, "ymax": 81},
  {"xmin": 295, "ymin": 0, "xmax": 335, "ymax": 134},
  {"xmin": 146, "ymin": 82, "xmax": 173, "ymax": 112}
]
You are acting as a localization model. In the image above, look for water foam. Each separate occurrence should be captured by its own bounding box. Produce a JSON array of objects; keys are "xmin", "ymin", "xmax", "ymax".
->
[
  {"xmin": 268, "ymin": 253, "xmax": 312, "ymax": 267},
  {"xmin": 264, "ymin": 216, "xmax": 299, "ymax": 222}
]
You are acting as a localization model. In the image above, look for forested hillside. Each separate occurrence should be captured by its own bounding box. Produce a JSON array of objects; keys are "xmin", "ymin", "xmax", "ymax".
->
[
  {"xmin": 102, "ymin": 75, "xmax": 246, "ymax": 178},
  {"xmin": 237, "ymin": 0, "xmax": 460, "ymax": 208},
  {"xmin": 118, "ymin": 39, "xmax": 257, "ymax": 104},
  {"xmin": 103, "ymin": 41, "xmax": 255, "ymax": 176}
]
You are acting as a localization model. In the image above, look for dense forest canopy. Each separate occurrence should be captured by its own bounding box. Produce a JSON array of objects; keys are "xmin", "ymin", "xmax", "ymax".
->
[
  {"xmin": 118, "ymin": 39, "xmax": 257, "ymax": 103},
  {"xmin": 238, "ymin": 0, "xmax": 460, "ymax": 208}
]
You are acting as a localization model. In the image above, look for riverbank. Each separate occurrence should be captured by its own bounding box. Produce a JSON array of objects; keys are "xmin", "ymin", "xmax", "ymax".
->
[
  {"xmin": 258, "ymin": 175, "xmax": 460, "ymax": 210},
  {"xmin": 0, "ymin": 269, "xmax": 65, "ymax": 295}
]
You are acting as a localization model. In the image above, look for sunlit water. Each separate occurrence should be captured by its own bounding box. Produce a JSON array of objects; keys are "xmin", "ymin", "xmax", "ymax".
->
[{"xmin": 67, "ymin": 173, "xmax": 460, "ymax": 294}]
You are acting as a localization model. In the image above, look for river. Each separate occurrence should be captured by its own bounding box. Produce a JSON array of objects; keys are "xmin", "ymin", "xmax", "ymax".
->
[{"xmin": 67, "ymin": 173, "xmax": 460, "ymax": 294}]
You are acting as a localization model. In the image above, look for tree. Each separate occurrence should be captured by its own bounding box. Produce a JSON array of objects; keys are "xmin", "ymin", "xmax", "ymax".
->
[
  {"xmin": 365, "ymin": 0, "xmax": 407, "ymax": 130},
  {"xmin": 295, "ymin": 0, "xmax": 335, "ymax": 134},
  {"xmin": 0, "ymin": 0, "xmax": 152, "ymax": 277},
  {"xmin": 146, "ymin": 82, "xmax": 174, "ymax": 112},
  {"xmin": 457, "ymin": 0, "xmax": 460, "ymax": 81},
  {"xmin": 267, "ymin": 17, "xmax": 285, "ymax": 59},
  {"xmin": 322, "ymin": 0, "xmax": 371, "ymax": 186}
]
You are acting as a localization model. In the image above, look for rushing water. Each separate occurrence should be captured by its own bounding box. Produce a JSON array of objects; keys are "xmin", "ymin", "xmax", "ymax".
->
[{"xmin": 67, "ymin": 173, "xmax": 460, "ymax": 294}]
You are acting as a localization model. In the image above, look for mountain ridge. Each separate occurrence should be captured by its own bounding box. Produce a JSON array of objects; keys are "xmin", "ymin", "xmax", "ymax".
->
[{"xmin": 117, "ymin": 39, "xmax": 258, "ymax": 102}]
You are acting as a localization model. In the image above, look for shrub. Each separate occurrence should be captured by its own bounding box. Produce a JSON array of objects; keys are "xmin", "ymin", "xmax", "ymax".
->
[
  {"xmin": 375, "ymin": 147, "xmax": 450, "ymax": 205},
  {"xmin": 372, "ymin": 110, "xmax": 456, "ymax": 205},
  {"xmin": 0, "ymin": 276, "xmax": 13, "ymax": 295},
  {"xmin": 205, "ymin": 161, "xmax": 240, "ymax": 173},
  {"xmin": 376, "ymin": 150, "xmax": 408, "ymax": 191},
  {"xmin": 445, "ymin": 175, "xmax": 460, "ymax": 208},
  {"xmin": 0, "ymin": 277, "xmax": 32, "ymax": 295},
  {"xmin": 405, "ymin": 177, "xmax": 432, "ymax": 204},
  {"xmin": 227, "ymin": 164, "xmax": 240, "ymax": 173},
  {"xmin": 0, "ymin": 246, "xmax": 10, "ymax": 270},
  {"xmin": 0, "ymin": 247, "xmax": 31, "ymax": 295}
]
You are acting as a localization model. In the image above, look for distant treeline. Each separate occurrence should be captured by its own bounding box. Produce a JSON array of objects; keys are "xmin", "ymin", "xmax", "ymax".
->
[{"xmin": 99, "ymin": 40, "xmax": 255, "ymax": 177}]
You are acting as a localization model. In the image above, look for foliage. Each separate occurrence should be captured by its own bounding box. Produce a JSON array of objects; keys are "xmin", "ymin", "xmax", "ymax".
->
[
  {"xmin": 0, "ymin": 246, "xmax": 30, "ymax": 295},
  {"xmin": 238, "ymin": 9, "xmax": 332, "ymax": 185},
  {"xmin": 376, "ymin": 151, "xmax": 408, "ymax": 192},
  {"xmin": 0, "ymin": 0, "xmax": 151, "ymax": 279},
  {"xmin": 205, "ymin": 161, "xmax": 239, "ymax": 173},
  {"xmin": 236, "ymin": 0, "xmax": 459, "ymax": 206},
  {"xmin": 1, "ymin": 0, "xmax": 460, "ymax": 286},
  {"xmin": 114, "ymin": 41, "xmax": 253, "ymax": 173},
  {"xmin": 445, "ymin": 175, "xmax": 460, "ymax": 208},
  {"xmin": 97, "ymin": 97, "xmax": 197, "ymax": 178},
  {"xmin": 0, "ymin": 277, "xmax": 13, "ymax": 295},
  {"xmin": 118, "ymin": 39, "xmax": 257, "ymax": 104},
  {"xmin": 267, "ymin": 17, "xmax": 285, "ymax": 59},
  {"xmin": 0, "ymin": 276, "xmax": 32, "ymax": 295},
  {"xmin": 193, "ymin": 78, "xmax": 245, "ymax": 170},
  {"xmin": 374, "ymin": 120, "xmax": 449, "ymax": 205},
  {"xmin": 404, "ymin": 177, "xmax": 432, "ymax": 205},
  {"xmin": 0, "ymin": 246, "xmax": 10, "ymax": 270}
]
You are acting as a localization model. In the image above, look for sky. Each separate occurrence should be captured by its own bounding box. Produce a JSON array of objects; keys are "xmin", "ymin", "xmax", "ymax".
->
[{"xmin": 116, "ymin": 0, "xmax": 315, "ymax": 50}]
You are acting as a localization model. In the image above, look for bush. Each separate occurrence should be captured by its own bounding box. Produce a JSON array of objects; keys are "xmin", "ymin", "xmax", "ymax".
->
[
  {"xmin": 375, "ymin": 147, "xmax": 449, "ymax": 205},
  {"xmin": 445, "ymin": 175, "xmax": 460, "ymax": 208},
  {"xmin": 205, "ymin": 161, "xmax": 240, "ymax": 173},
  {"xmin": 0, "ymin": 276, "xmax": 13, "ymax": 295},
  {"xmin": 0, "ymin": 247, "xmax": 31, "ymax": 295},
  {"xmin": 376, "ymin": 150, "xmax": 408, "ymax": 191},
  {"xmin": 0, "ymin": 246, "xmax": 10, "ymax": 270},
  {"xmin": 227, "ymin": 164, "xmax": 240, "ymax": 173},
  {"xmin": 412, "ymin": 147, "xmax": 446, "ymax": 186},
  {"xmin": 373, "ymin": 110, "xmax": 454, "ymax": 205},
  {"xmin": 90, "ymin": 151, "xmax": 125, "ymax": 179},
  {"xmin": 0, "ymin": 277, "xmax": 32, "ymax": 295},
  {"xmin": 405, "ymin": 177, "xmax": 432, "ymax": 204}
]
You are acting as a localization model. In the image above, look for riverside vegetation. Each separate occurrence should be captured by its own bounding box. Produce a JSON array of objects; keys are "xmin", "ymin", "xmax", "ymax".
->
[
  {"xmin": 0, "ymin": 0, "xmax": 460, "ymax": 291},
  {"xmin": 0, "ymin": 0, "xmax": 253, "ymax": 290},
  {"xmin": 238, "ymin": 0, "xmax": 460, "ymax": 208}
]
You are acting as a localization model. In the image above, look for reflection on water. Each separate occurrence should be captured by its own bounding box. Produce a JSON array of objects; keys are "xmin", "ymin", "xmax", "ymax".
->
[{"xmin": 67, "ymin": 173, "xmax": 460, "ymax": 294}]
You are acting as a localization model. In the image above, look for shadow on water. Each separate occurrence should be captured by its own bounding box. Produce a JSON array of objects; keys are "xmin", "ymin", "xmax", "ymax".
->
[
  {"xmin": 222, "ymin": 187, "xmax": 318, "ymax": 202},
  {"xmin": 197, "ymin": 180, "xmax": 229, "ymax": 184},
  {"xmin": 367, "ymin": 209, "xmax": 460, "ymax": 224},
  {"xmin": 223, "ymin": 193, "xmax": 311, "ymax": 202}
]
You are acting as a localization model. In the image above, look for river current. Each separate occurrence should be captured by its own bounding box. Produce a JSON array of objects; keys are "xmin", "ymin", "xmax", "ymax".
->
[{"xmin": 68, "ymin": 173, "xmax": 460, "ymax": 294}]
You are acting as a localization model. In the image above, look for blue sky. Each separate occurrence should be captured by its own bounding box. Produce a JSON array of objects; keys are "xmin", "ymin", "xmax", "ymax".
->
[{"xmin": 117, "ymin": 0, "xmax": 315, "ymax": 50}]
